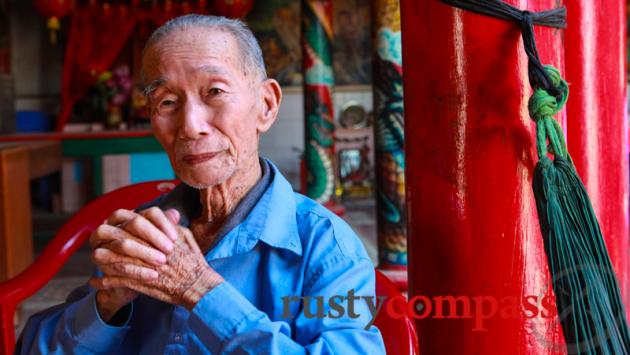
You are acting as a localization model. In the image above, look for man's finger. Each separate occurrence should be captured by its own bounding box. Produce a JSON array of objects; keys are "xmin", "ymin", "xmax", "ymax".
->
[
  {"xmin": 139, "ymin": 207, "xmax": 179, "ymax": 242},
  {"xmin": 122, "ymin": 214, "xmax": 174, "ymax": 254},
  {"xmin": 89, "ymin": 224, "xmax": 125, "ymax": 249},
  {"xmin": 90, "ymin": 276, "xmax": 132, "ymax": 290},
  {"xmin": 98, "ymin": 261, "xmax": 159, "ymax": 282},
  {"xmin": 114, "ymin": 278, "xmax": 171, "ymax": 304},
  {"xmin": 179, "ymin": 225, "xmax": 202, "ymax": 254},
  {"xmin": 165, "ymin": 209, "xmax": 180, "ymax": 225},
  {"xmin": 111, "ymin": 237, "xmax": 167, "ymax": 266},
  {"xmin": 94, "ymin": 276, "xmax": 159, "ymax": 298},
  {"xmin": 106, "ymin": 208, "xmax": 137, "ymax": 226},
  {"xmin": 90, "ymin": 224, "xmax": 164, "ymax": 264},
  {"xmin": 89, "ymin": 277, "xmax": 106, "ymax": 290},
  {"xmin": 93, "ymin": 243, "xmax": 166, "ymax": 268},
  {"xmin": 90, "ymin": 277, "xmax": 144, "ymax": 293},
  {"xmin": 92, "ymin": 248, "xmax": 159, "ymax": 281},
  {"xmin": 98, "ymin": 230, "xmax": 166, "ymax": 266}
]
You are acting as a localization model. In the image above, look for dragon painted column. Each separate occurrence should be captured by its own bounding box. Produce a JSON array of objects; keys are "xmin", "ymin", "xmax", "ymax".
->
[
  {"xmin": 373, "ymin": 0, "xmax": 406, "ymax": 270},
  {"xmin": 302, "ymin": 0, "xmax": 335, "ymax": 205}
]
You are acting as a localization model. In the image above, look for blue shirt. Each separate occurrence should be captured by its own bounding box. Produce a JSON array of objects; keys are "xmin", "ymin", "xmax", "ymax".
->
[{"xmin": 16, "ymin": 160, "xmax": 386, "ymax": 354}]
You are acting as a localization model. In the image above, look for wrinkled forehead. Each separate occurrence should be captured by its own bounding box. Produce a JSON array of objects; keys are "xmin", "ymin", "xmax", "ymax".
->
[{"xmin": 141, "ymin": 26, "xmax": 242, "ymax": 82}]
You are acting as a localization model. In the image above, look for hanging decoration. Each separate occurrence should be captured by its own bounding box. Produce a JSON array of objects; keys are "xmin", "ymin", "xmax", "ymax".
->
[
  {"xmin": 34, "ymin": 0, "xmax": 76, "ymax": 45},
  {"xmin": 438, "ymin": 0, "xmax": 630, "ymax": 353}
]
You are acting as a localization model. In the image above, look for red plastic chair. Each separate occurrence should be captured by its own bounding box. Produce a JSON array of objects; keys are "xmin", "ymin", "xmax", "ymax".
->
[
  {"xmin": 374, "ymin": 270, "xmax": 420, "ymax": 354},
  {"xmin": 0, "ymin": 180, "xmax": 419, "ymax": 355},
  {"xmin": 0, "ymin": 180, "xmax": 178, "ymax": 355}
]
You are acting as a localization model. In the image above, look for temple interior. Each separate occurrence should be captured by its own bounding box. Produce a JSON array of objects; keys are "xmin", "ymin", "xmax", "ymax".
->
[{"xmin": 1, "ymin": 1, "xmax": 629, "ymax": 354}]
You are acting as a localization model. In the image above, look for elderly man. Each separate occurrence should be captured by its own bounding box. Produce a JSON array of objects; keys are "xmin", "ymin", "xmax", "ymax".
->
[{"xmin": 17, "ymin": 14, "xmax": 385, "ymax": 354}]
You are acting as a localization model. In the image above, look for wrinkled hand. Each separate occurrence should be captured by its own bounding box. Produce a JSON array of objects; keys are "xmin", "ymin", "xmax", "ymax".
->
[
  {"xmin": 89, "ymin": 207, "xmax": 180, "ymax": 321},
  {"xmin": 90, "ymin": 208, "xmax": 224, "ymax": 311}
]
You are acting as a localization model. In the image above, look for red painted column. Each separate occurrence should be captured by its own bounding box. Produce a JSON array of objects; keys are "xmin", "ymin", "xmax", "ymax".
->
[
  {"xmin": 564, "ymin": 0, "xmax": 630, "ymax": 319},
  {"xmin": 401, "ymin": 1, "xmax": 567, "ymax": 353}
]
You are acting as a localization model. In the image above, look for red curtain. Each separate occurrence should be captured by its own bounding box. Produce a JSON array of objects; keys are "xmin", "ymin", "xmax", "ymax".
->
[{"xmin": 56, "ymin": 2, "xmax": 210, "ymax": 131}]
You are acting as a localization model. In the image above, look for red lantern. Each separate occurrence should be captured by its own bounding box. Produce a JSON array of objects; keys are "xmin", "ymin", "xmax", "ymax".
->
[
  {"xmin": 213, "ymin": 0, "xmax": 254, "ymax": 19},
  {"xmin": 34, "ymin": 0, "xmax": 75, "ymax": 44}
]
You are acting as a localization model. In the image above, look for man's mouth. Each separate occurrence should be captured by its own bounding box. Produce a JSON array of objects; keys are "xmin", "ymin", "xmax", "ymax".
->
[{"xmin": 182, "ymin": 152, "xmax": 219, "ymax": 165}]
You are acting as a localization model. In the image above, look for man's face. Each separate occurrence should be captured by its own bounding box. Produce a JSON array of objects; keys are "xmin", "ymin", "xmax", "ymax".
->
[{"xmin": 142, "ymin": 27, "xmax": 268, "ymax": 188}]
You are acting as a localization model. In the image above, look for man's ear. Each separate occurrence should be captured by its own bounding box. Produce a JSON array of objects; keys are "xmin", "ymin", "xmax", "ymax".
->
[{"xmin": 257, "ymin": 78, "xmax": 282, "ymax": 133}]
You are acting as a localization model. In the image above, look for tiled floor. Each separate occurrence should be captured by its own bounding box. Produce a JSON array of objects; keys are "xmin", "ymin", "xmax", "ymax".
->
[{"xmin": 14, "ymin": 198, "xmax": 378, "ymax": 336}]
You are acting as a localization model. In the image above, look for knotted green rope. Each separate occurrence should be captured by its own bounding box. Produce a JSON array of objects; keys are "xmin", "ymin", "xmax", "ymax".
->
[
  {"xmin": 436, "ymin": 0, "xmax": 630, "ymax": 352},
  {"xmin": 528, "ymin": 65, "xmax": 569, "ymax": 160},
  {"xmin": 531, "ymin": 66, "xmax": 630, "ymax": 354}
]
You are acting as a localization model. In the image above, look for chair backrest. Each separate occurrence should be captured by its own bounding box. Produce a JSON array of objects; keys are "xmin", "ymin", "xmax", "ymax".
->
[
  {"xmin": 0, "ymin": 180, "xmax": 419, "ymax": 355},
  {"xmin": 0, "ymin": 180, "xmax": 178, "ymax": 355},
  {"xmin": 374, "ymin": 270, "xmax": 420, "ymax": 355}
]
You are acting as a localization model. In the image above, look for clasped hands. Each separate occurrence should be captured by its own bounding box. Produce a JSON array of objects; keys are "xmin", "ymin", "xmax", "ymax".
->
[{"xmin": 88, "ymin": 207, "xmax": 224, "ymax": 322}]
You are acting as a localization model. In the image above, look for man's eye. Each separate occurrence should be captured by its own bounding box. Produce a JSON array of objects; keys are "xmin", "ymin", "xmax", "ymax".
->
[
  {"xmin": 156, "ymin": 99, "xmax": 178, "ymax": 114},
  {"xmin": 208, "ymin": 88, "xmax": 224, "ymax": 96}
]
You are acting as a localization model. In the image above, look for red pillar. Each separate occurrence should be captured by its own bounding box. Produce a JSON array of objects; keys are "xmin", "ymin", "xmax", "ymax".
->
[
  {"xmin": 564, "ymin": 0, "xmax": 630, "ymax": 319},
  {"xmin": 401, "ymin": 1, "xmax": 567, "ymax": 353}
]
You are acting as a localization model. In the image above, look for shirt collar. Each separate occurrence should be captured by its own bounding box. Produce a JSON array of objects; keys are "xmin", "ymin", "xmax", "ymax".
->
[
  {"xmin": 155, "ymin": 158, "xmax": 302, "ymax": 260},
  {"xmin": 240, "ymin": 160, "xmax": 302, "ymax": 256}
]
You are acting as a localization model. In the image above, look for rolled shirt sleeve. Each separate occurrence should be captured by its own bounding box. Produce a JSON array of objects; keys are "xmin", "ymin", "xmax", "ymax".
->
[
  {"xmin": 72, "ymin": 291, "xmax": 133, "ymax": 351},
  {"xmin": 16, "ymin": 287, "xmax": 132, "ymax": 355}
]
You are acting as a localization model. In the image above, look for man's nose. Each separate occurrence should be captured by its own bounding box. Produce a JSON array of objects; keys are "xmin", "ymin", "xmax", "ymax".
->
[{"xmin": 179, "ymin": 99, "xmax": 211, "ymax": 139}]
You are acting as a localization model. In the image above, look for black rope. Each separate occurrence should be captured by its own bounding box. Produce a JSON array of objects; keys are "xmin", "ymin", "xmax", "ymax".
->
[{"xmin": 438, "ymin": 0, "xmax": 566, "ymax": 100}]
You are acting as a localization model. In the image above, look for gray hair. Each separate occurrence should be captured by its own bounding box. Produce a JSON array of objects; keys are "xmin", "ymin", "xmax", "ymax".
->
[{"xmin": 142, "ymin": 14, "xmax": 267, "ymax": 83}]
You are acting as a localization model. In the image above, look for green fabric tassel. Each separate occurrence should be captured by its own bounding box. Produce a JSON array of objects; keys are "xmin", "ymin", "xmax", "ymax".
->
[{"xmin": 531, "ymin": 66, "xmax": 630, "ymax": 354}]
